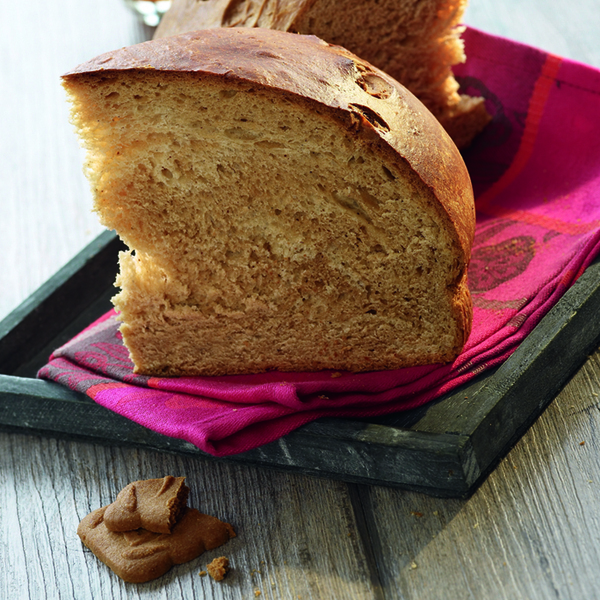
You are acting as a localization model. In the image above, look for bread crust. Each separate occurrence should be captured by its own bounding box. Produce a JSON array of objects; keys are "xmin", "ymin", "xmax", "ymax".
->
[
  {"xmin": 153, "ymin": 0, "xmax": 316, "ymax": 32},
  {"xmin": 64, "ymin": 28, "xmax": 475, "ymax": 374},
  {"xmin": 64, "ymin": 28, "xmax": 474, "ymax": 262},
  {"xmin": 153, "ymin": 0, "xmax": 491, "ymax": 148}
]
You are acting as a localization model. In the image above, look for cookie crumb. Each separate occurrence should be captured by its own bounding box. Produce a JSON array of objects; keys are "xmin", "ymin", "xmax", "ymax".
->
[
  {"xmin": 254, "ymin": 590, "xmax": 262, "ymax": 597},
  {"xmin": 199, "ymin": 570, "xmax": 207, "ymax": 577},
  {"xmin": 207, "ymin": 556, "xmax": 230, "ymax": 581},
  {"xmin": 580, "ymin": 441, "xmax": 586, "ymax": 446},
  {"xmin": 411, "ymin": 511, "xmax": 424, "ymax": 518}
]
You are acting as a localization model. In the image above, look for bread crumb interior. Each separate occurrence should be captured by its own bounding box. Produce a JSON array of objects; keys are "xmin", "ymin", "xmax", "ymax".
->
[{"xmin": 67, "ymin": 71, "xmax": 464, "ymax": 375}]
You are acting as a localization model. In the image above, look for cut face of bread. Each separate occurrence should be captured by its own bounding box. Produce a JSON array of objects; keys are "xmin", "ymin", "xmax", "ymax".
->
[
  {"xmin": 63, "ymin": 28, "xmax": 474, "ymax": 376},
  {"xmin": 155, "ymin": 0, "xmax": 491, "ymax": 148}
]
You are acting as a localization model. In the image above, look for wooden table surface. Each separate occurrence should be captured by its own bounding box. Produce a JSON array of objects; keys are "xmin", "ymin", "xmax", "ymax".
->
[{"xmin": 2, "ymin": 1, "xmax": 600, "ymax": 598}]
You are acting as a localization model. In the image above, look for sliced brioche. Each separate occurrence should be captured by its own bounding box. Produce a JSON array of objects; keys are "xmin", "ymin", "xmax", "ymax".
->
[
  {"xmin": 63, "ymin": 28, "xmax": 474, "ymax": 376},
  {"xmin": 155, "ymin": 0, "xmax": 491, "ymax": 148}
]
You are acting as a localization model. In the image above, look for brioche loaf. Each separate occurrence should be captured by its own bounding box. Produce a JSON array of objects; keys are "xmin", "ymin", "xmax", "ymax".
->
[
  {"xmin": 63, "ymin": 28, "xmax": 475, "ymax": 376},
  {"xmin": 155, "ymin": 0, "xmax": 491, "ymax": 148}
]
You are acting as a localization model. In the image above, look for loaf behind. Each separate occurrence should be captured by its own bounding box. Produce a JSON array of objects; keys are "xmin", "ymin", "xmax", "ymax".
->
[{"xmin": 155, "ymin": 0, "xmax": 491, "ymax": 148}]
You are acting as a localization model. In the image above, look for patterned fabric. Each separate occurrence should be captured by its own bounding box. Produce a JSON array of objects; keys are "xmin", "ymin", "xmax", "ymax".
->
[{"xmin": 39, "ymin": 27, "xmax": 600, "ymax": 456}]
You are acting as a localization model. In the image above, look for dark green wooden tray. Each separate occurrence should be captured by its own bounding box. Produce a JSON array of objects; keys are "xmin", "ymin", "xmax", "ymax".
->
[{"xmin": 1, "ymin": 230, "xmax": 600, "ymax": 498}]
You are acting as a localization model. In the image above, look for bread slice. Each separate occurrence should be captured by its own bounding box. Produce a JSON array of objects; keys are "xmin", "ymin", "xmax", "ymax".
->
[
  {"xmin": 155, "ymin": 0, "xmax": 491, "ymax": 148},
  {"xmin": 63, "ymin": 28, "xmax": 474, "ymax": 376}
]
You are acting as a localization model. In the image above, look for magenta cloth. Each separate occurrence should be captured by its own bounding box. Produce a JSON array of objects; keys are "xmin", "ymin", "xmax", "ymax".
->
[{"xmin": 38, "ymin": 27, "xmax": 600, "ymax": 456}]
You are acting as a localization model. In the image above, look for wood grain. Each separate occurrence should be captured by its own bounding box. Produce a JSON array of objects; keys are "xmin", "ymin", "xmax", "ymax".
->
[
  {"xmin": 361, "ymin": 347, "xmax": 600, "ymax": 599},
  {"xmin": 0, "ymin": 433, "xmax": 381, "ymax": 600},
  {"xmin": 0, "ymin": 0, "xmax": 148, "ymax": 320},
  {"xmin": 3, "ymin": 0, "xmax": 600, "ymax": 598},
  {"xmin": 465, "ymin": 0, "xmax": 600, "ymax": 68}
]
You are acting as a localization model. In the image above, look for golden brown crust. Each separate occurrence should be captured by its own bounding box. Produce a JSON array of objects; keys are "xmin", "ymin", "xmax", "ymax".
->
[
  {"xmin": 64, "ymin": 28, "xmax": 475, "ymax": 375},
  {"xmin": 154, "ymin": 0, "xmax": 316, "ymax": 34},
  {"xmin": 154, "ymin": 0, "xmax": 490, "ymax": 148},
  {"xmin": 63, "ymin": 28, "xmax": 474, "ymax": 264}
]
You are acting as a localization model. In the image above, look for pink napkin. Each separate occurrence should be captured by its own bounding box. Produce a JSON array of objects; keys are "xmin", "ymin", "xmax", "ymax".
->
[{"xmin": 38, "ymin": 27, "xmax": 600, "ymax": 456}]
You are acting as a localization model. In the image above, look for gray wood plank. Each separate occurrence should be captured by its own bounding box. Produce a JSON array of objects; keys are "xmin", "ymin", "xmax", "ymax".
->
[
  {"xmin": 465, "ymin": 0, "xmax": 600, "ymax": 69},
  {"xmin": 3, "ymin": 0, "xmax": 600, "ymax": 598},
  {"xmin": 0, "ymin": 0, "xmax": 149, "ymax": 322},
  {"xmin": 357, "ymin": 345, "xmax": 600, "ymax": 600},
  {"xmin": 0, "ymin": 431, "xmax": 383, "ymax": 600}
]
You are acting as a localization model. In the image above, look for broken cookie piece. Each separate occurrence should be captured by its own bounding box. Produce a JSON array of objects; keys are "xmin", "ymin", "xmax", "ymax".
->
[
  {"xmin": 207, "ymin": 556, "xmax": 230, "ymax": 581},
  {"xmin": 103, "ymin": 476, "xmax": 189, "ymax": 534},
  {"xmin": 77, "ymin": 506, "xmax": 236, "ymax": 583}
]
